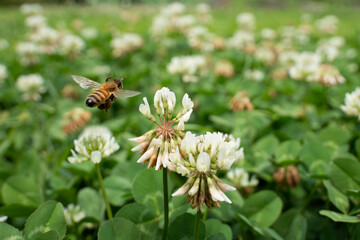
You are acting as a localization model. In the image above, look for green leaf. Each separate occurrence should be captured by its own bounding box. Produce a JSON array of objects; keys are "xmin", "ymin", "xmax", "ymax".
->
[
  {"xmin": 205, "ymin": 219, "xmax": 232, "ymax": 240},
  {"xmin": 132, "ymin": 169, "xmax": 169, "ymax": 215},
  {"xmin": 207, "ymin": 233, "xmax": 226, "ymax": 240},
  {"xmin": 24, "ymin": 200, "xmax": 66, "ymax": 240},
  {"xmin": 273, "ymin": 209, "xmax": 306, "ymax": 240},
  {"xmin": 34, "ymin": 230, "xmax": 60, "ymax": 240},
  {"xmin": 168, "ymin": 213, "xmax": 206, "ymax": 240},
  {"xmin": 330, "ymin": 157, "xmax": 360, "ymax": 193},
  {"xmin": 98, "ymin": 218, "xmax": 141, "ymax": 240},
  {"xmin": 1, "ymin": 175, "xmax": 43, "ymax": 207},
  {"xmin": 241, "ymin": 190, "xmax": 283, "ymax": 228},
  {"xmin": 104, "ymin": 175, "xmax": 132, "ymax": 206},
  {"xmin": 78, "ymin": 187, "xmax": 103, "ymax": 221},
  {"xmin": 308, "ymin": 161, "xmax": 329, "ymax": 179},
  {"xmin": 323, "ymin": 180, "xmax": 349, "ymax": 214},
  {"xmin": 275, "ymin": 140, "xmax": 301, "ymax": 165},
  {"xmin": 299, "ymin": 140, "xmax": 333, "ymax": 167},
  {"xmin": 252, "ymin": 134, "xmax": 279, "ymax": 168},
  {"xmin": 319, "ymin": 210, "xmax": 360, "ymax": 223},
  {"xmin": 0, "ymin": 204, "xmax": 36, "ymax": 218},
  {"xmin": 115, "ymin": 203, "xmax": 160, "ymax": 240},
  {"xmin": 319, "ymin": 126, "xmax": 351, "ymax": 146},
  {"xmin": 0, "ymin": 222, "xmax": 25, "ymax": 240},
  {"xmin": 236, "ymin": 213, "xmax": 264, "ymax": 235}
]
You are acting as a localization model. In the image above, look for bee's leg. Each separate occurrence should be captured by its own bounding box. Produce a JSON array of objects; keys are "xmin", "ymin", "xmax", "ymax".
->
[
  {"xmin": 109, "ymin": 94, "xmax": 116, "ymax": 102},
  {"xmin": 105, "ymin": 73, "xmax": 113, "ymax": 82},
  {"xmin": 98, "ymin": 103, "xmax": 106, "ymax": 110}
]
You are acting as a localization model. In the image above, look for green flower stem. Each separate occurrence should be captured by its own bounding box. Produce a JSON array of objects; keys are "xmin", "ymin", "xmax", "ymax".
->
[
  {"xmin": 162, "ymin": 168, "xmax": 169, "ymax": 240},
  {"xmin": 202, "ymin": 206, "xmax": 209, "ymax": 222},
  {"xmin": 301, "ymin": 180, "xmax": 321, "ymax": 213},
  {"xmin": 95, "ymin": 163, "xmax": 113, "ymax": 219},
  {"xmin": 193, "ymin": 210, "xmax": 202, "ymax": 240}
]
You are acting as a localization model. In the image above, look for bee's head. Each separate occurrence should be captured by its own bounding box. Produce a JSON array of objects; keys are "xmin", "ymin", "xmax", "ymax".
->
[{"xmin": 114, "ymin": 75, "xmax": 127, "ymax": 89}]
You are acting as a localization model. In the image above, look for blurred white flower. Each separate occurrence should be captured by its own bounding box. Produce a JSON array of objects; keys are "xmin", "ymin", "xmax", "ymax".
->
[
  {"xmin": 261, "ymin": 28, "xmax": 277, "ymax": 40},
  {"xmin": 68, "ymin": 126, "xmax": 119, "ymax": 164},
  {"xmin": 307, "ymin": 64, "xmax": 345, "ymax": 86},
  {"xmin": 111, "ymin": 33, "xmax": 143, "ymax": 58},
  {"xmin": 236, "ymin": 12, "xmax": 256, "ymax": 31},
  {"xmin": 278, "ymin": 51, "xmax": 298, "ymax": 68},
  {"xmin": 254, "ymin": 47, "xmax": 276, "ymax": 65},
  {"xmin": 227, "ymin": 30, "xmax": 255, "ymax": 51},
  {"xmin": 150, "ymin": 2, "xmax": 196, "ymax": 39},
  {"xmin": 195, "ymin": 3, "xmax": 212, "ymax": 24},
  {"xmin": 167, "ymin": 55, "xmax": 207, "ymax": 82},
  {"xmin": 25, "ymin": 15, "xmax": 47, "ymax": 29},
  {"xmin": 16, "ymin": 42, "xmax": 39, "ymax": 66},
  {"xmin": 214, "ymin": 60, "xmax": 234, "ymax": 78},
  {"xmin": 81, "ymin": 27, "xmax": 98, "ymax": 40},
  {"xmin": 230, "ymin": 91, "xmax": 254, "ymax": 112},
  {"xmin": 186, "ymin": 26, "xmax": 215, "ymax": 51},
  {"xmin": 341, "ymin": 88, "xmax": 360, "ymax": 120},
  {"xmin": 29, "ymin": 27, "xmax": 60, "ymax": 54},
  {"xmin": 289, "ymin": 52, "xmax": 322, "ymax": 80},
  {"xmin": 16, "ymin": 73, "xmax": 46, "ymax": 101},
  {"xmin": 315, "ymin": 15, "xmax": 338, "ymax": 34},
  {"xmin": 316, "ymin": 36, "xmax": 345, "ymax": 61},
  {"xmin": 0, "ymin": 215, "xmax": 7, "ymax": 222},
  {"xmin": 90, "ymin": 65, "xmax": 111, "ymax": 77},
  {"xmin": 171, "ymin": 132, "xmax": 243, "ymax": 209},
  {"xmin": 64, "ymin": 204, "xmax": 86, "ymax": 226},
  {"xmin": 227, "ymin": 168, "xmax": 259, "ymax": 189},
  {"xmin": 244, "ymin": 69, "xmax": 265, "ymax": 81},
  {"xmin": 131, "ymin": 87, "xmax": 194, "ymax": 170},
  {"xmin": 0, "ymin": 64, "xmax": 8, "ymax": 84},
  {"xmin": 20, "ymin": 3, "xmax": 42, "ymax": 15},
  {"xmin": 59, "ymin": 34, "xmax": 85, "ymax": 57}
]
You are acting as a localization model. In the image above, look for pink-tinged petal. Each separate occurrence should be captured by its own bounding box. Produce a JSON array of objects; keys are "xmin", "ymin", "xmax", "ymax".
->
[
  {"xmin": 129, "ymin": 135, "xmax": 146, "ymax": 143},
  {"xmin": 188, "ymin": 178, "xmax": 200, "ymax": 196}
]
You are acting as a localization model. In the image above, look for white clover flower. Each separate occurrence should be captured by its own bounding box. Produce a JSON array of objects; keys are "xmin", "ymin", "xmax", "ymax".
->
[
  {"xmin": 236, "ymin": 12, "xmax": 256, "ymax": 31},
  {"xmin": 280, "ymin": 26, "xmax": 310, "ymax": 46},
  {"xmin": 111, "ymin": 33, "xmax": 143, "ymax": 58},
  {"xmin": 341, "ymin": 88, "xmax": 360, "ymax": 120},
  {"xmin": 167, "ymin": 55, "xmax": 207, "ymax": 83},
  {"xmin": 171, "ymin": 131, "xmax": 243, "ymax": 210},
  {"xmin": 316, "ymin": 36, "xmax": 344, "ymax": 61},
  {"xmin": 150, "ymin": 2, "xmax": 196, "ymax": 39},
  {"xmin": 58, "ymin": 34, "xmax": 85, "ymax": 57},
  {"xmin": 227, "ymin": 168, "xmax": 259, "ymax": 189},
  {"xmin": 261, "ymin": 28, "xmax": 277, "ymax": 40},
  {"xmin": 29, "ymin": 27, "xmax": 60, "ymax": 54},
  {"xmin": 20, "ymin": 3, "xmax": 43, "ymax": 15},
  {"xmin": 195, "ymin": 3, "xmax": 211, "ymax": 24},
  {"xmin": 315, "ymin": 15, "xmax": 338, "ymax": 34},
  {"xmin": 0, "ymin": 64, "xmax": 8, "ymax": 84},
  {"xmin": 16, "ymin": 73, "xmax": 46, "ymax": 101},
  {"xmin": 254, "ymin": 47, "xmax": 276, "ymax": 65},
  {"xmin": 0, "ymin": 215, "xmax": 8, "ymax": 222},
  {"xmin": 227, "ymin": 30, "xmax": 255, "ymax": 51},
  {"xmin": 90, "ymin": 65, "xmax": 111, "ymax": 77},
  {"xmin": 25, "ymin": 15, "xmax": 47, "ymax": 29},
  {"xmin": 289, "ymin": 52, "xmax": 322, "ymax": 80},
  {"xmin": 130, "ymin": 87, "xmax": 194, "ymax": 170},
  {"xmin": 16, "ymin": 42, "xmax": 40, "ymax": 66},
  {"xmin": 278, "ymin": 51, "xmax": 298, "ymax": 68},
  {"xmin": 186, "ymin": 26, "xmax": 215, "ymax": 51},
  {"xmin": 68, "ymin": 126, "xmax": 119, "ymax": 164},
  {"xmin": 81, "ymin": 27, "xmax": 98, "ymax": 39},
  {"xmin": 64, "ymin": 204, "xmax": 86, "ymax": 226},
  {"xmin": 244, "ymin": 69, "xmax": 265, "ymax": 81},
  {"xmin": 307, "ymin": 64, "xmax": 345, "ymax": 86}
]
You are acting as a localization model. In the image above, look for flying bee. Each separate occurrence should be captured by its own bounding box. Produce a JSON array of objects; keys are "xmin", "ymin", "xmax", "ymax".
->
[{"xmin": 72, "ymin": 74, "xmax": 141, "ymax": 116}]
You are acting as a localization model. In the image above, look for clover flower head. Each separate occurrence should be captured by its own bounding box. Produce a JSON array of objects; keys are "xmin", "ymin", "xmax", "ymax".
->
[
  {"xmin": 64, "ymin": 204, "xmax": 86, "ymax": 226},
  {"xmin": 226, "ymin": 168, "xmax": 259, "ymax": 189},
  {"xmin": 130, "ymin": 87, "xmax": 194, "ymax": 170},
  {"xmin": 111, "ymin": 33, "xmax": 143, "ymax": 58},
  {"xmin": 307, "ymin": 64, "xmax": 345, "ymax": 86},
  {"xmin": 58, "ymin": 34, "xmax": 85, "ymax": 57},
  {"xmin": 236, "ymin": 12, "xmax": 256, "ymax": 31},
  {"xmin": 62, "ymin": 107, "xmax": 91, "ymax": 135},
  {"xmin": 16, "ymin": 73, "xmax": 46, "ymax": 101},
  {"xmin": 171, "ymin": 131, "xmax": 244, "ymax": 210},
  {"xmin": 167, "ymin": 55, "xmax": 207, "ymax": 83},
  {"xmin": 341, "ymin": 88, "xmax": 360, "ymax": 120},
  {"xmin": 68, "ymin": 125, "xmax": 119, "ymax": 164}
]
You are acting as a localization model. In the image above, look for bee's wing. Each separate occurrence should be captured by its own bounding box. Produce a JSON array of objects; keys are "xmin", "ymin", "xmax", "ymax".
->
[
  {"xmin": 72, "ymin": 75, "xmax": 102, "ymax": 90},
  {"xmin": 114, "ymin": 89, "xmax": 141, "ymax": 98}
]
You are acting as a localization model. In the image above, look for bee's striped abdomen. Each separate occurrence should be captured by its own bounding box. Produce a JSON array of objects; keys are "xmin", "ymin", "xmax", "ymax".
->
[{"xmin": 86, "ymin": 89, "xmax": 110, "ymax": 107}]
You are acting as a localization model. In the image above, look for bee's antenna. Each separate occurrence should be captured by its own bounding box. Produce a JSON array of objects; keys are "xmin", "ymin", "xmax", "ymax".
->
[{"xmin": 106, "ymin": 73, "xmax": 113, "ymax": 82}]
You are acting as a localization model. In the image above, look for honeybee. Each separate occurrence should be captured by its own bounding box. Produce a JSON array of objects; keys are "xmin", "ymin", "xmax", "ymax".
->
[{"xmin": 72, "ymin": 74, "xmax": 141, "ymax": 116}]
